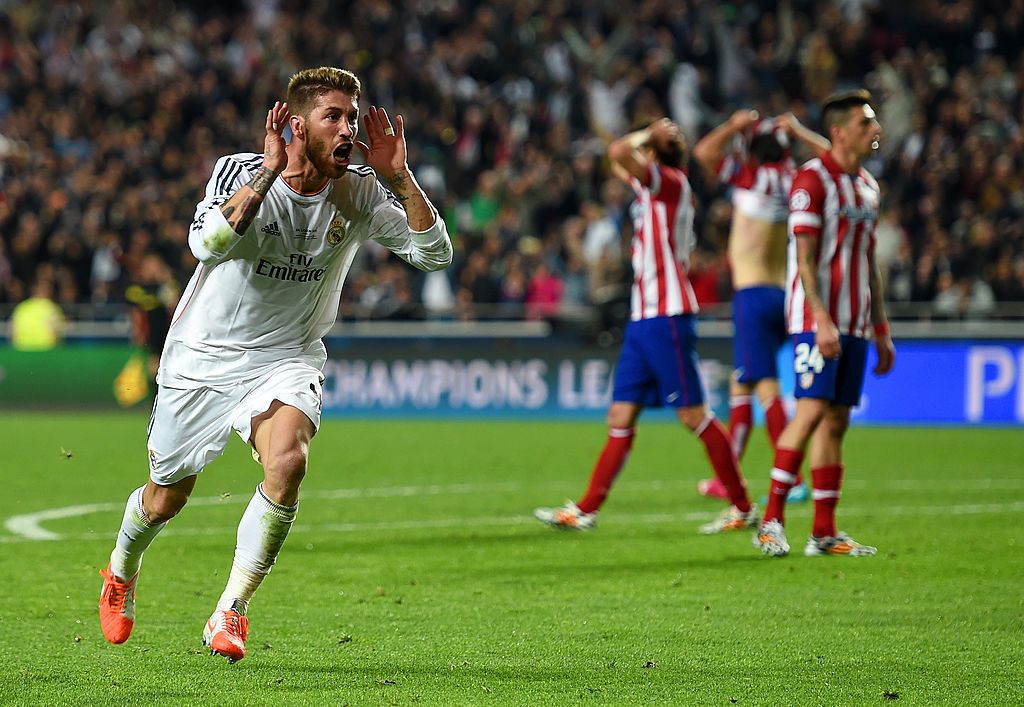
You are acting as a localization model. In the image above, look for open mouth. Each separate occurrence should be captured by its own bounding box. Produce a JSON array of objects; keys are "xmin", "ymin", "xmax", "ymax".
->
[{"xmin": 333, "ymin": 143, "xmax": 353, "ymax": 163}]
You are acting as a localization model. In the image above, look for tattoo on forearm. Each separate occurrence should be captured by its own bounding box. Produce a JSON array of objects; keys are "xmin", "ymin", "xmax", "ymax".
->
[
  {"xmin": 219, "ymin": 167, "xmax": 277, "ymax": 235},
  {"xmin": 388, "ymin": 172, "xmax": 410, "ymax": 203},
  {"xmin": 249, "ymin": 167, "xmax": 276, "ymax": 196}
]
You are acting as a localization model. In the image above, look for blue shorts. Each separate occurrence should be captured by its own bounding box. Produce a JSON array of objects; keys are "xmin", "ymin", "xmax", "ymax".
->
[
  {"xmin": 791, "ymin": 333, "xmax": 868, "ymax": 407},
  {"xmin": 612, "ymin": 315, "xmax": 705, "ymax": 408},
  {"xmin": 732, "ymin": 286, "xmax": 787, "ymax": 384}
]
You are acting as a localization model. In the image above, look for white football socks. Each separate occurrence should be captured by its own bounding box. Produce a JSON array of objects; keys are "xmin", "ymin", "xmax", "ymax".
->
[
  {"xmin": 216, "ymin": 483, "xmax": 298, "ymax": 615},
  {"xmin": 109, "ymin": 486, "xmax": 166, "ymax": 580}
]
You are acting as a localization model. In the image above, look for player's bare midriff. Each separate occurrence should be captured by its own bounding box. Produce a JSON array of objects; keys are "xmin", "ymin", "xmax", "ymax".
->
[{"xmin": 728, "ymin": 211, "xmax": 788, "ymax": 289}]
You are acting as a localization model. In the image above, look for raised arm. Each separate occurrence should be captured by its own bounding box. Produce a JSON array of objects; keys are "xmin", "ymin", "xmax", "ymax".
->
[
  {"xmin": 692, "ymin": 109, "xmax": 759, "ymax": 177},
  {"xmin": 607, "ymin": 118, "xmax": 680, "ymax": 184},
  {"xmin": 189, "ymin": 102, "xmax": 291, "ymax": 263},
  {"xmin": 607, "ymin": 123, "xmax": 655, "ymax": 183},
  {"xmin": 357, "ymin": 105, "xmax": 452, "ymax": 271},
  {"xmin": 776, "ymin": 112, "xmax": 831, "ymax": 157},
  {"xmin": 356, "ymin": 105, "xmax": 436, "ymax": 232}
]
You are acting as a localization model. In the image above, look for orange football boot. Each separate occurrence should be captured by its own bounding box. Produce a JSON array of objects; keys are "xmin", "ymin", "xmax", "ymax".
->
[
  {"xmin": 203, "ymin": 609, "xmax": 249, "ymax": 663},
  {"xmin": 99, "ymin": 564, "xmax": 138, "ymax": 644}
]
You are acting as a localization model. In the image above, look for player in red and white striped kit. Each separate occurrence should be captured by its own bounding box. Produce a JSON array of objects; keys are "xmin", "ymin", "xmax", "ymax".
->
[
  {"xmin": 535, "ymin": 118, "xmax": 758, "ymax": 535},
  {"xmin": 754, "ymin": 90, "xmax": 895, "ymax": 557},
  {"xmin": 692, "ymin": 110, "xmax": 830, "ymax": 503}
]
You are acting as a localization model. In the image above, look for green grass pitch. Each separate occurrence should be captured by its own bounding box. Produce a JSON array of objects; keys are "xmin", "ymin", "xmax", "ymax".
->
[{"xmin": 0, "ymin": 412, "xmax": 1021, "ymax": 705}]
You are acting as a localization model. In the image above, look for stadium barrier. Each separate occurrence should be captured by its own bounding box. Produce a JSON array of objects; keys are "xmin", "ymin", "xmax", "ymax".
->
[{"xmin": 1, "ymin": 321, "xmax": 1021, "ymax": 424}]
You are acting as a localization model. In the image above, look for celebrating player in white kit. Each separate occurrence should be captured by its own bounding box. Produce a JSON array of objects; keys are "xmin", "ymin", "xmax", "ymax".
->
[{"xmin": 98, "ymin": 67, "xmax": 452, "ymax": 661}]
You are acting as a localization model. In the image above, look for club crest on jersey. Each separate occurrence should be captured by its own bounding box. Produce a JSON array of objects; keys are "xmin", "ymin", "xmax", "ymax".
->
[
  {"xmin": 789, "ymin": 189, "xmax": 811, "ymax": 212},
  {"xmin": 326, "ymin": 218, "xmax": 345, "ymax": 246},
  {"xmin": 799, "ymin": 372, "xmax": 815, "ymax": 390}
]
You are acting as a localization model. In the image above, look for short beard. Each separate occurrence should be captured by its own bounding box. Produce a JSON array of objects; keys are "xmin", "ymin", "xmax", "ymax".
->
[{"xmin": 306, "ymin": 136, "xmax": 347, "ymax": 179}]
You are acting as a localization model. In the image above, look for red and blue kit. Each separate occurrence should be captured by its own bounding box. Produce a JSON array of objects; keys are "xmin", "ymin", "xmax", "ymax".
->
[
  {"xmin": 718, "ymin": 120, "xmax": 795, "ymax": 384},
  {"xmin": 612, "ymin": 163, "xmax": 703, "ymax": 408},
  {"xmin": 786, "ymin": 151, "xmax": 880, "ymax": 404}
]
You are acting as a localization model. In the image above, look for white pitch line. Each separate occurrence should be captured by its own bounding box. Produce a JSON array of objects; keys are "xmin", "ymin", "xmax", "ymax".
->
[
  {"xmin": 2, "ymin": 500, "xmax": 1023, "ymax": 544},
  {"xmin": 3, "ymin": 477, "xmax": 1023, "ymax": 542},
  {"xmin": 1, "ymin": 482, "xmax": 522, "ymax": 541}
]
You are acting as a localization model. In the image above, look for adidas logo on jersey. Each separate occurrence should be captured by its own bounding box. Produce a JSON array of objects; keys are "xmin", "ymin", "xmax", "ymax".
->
[{"xmin": 260, "ymin": 221, "xmax": 282, "ymax": 236}]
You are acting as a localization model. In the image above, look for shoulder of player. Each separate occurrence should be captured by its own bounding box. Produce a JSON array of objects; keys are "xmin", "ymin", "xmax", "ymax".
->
[
  {"xmin": 340, "ymin": 164, "xmax": 378, "ymax": 183},
  {"xmin": 859, "ymin": 167, "xmax": 880, "ymax": 190},
  {"xmin": 210, "ymin": 152, "xmax": 263, "ymax": 188},
  {"xmin": 797, "ymin": 156, "xmax": 825, "ymax": 173},
  {"xmin": 793, "ymin": 159, "xmax": 829, "ymax": 189},
  {"xmin": 332, "ymin": 165, "xmax": 380, "ymax": 196},
  {"xmin": 216, "ymin": 152, "xmax": 263, "ymax": 170}
]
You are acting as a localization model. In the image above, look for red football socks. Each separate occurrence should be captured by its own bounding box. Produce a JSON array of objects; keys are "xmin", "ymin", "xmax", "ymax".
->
[
  {"xmin": 577, "ymin": 428, "xmax": 635, "ymax": 514},
  {"xmin": 764, "ymin": 398, "xmax": 801, "ymax": 485},
  {"xmin": 764, "ymin": 396, "xmax": 788, "ymax": 449},
  {"xmin": 764, "ymin": 447, "xmax": 804, "ymax": 524},
  {"xmin": 811, "ymin": 464, "xmax": 844, "ymax": 538},
  {"xmin": 697, "ymin": 417, "xmax": 751, "ymax": 513},
  {"xmin": 728, "ymin": 395, "xmax": 753, "ymax": 460}
]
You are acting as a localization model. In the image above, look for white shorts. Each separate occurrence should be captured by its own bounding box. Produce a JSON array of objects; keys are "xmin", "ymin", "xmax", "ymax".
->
[{"xmin": 146, "ymin": 360, "xmax": 324, "ymax": 485}]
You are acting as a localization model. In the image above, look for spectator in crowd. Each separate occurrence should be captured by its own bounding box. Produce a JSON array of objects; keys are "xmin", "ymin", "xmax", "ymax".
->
[
  {"xmin": 11, "ymin": 273, "xmax": 65, "ymax": 351},
  {"xmin": 0, "ymin": 0, "xmax": 1022, "ymax": 331},
  {"xmin": 125, "ymin": 253, "xmax": 180, "ymax": 381}
]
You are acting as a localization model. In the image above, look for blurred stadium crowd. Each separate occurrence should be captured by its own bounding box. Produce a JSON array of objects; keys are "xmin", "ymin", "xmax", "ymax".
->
[{"xmin": 1, "ymin": 0, "xmax": 1022, "ymax": 327}]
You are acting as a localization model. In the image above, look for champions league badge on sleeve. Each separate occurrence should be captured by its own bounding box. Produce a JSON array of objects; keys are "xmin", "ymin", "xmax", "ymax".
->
[{"xmin": 327, "ymin": 218, "xmax": 346, "ymax": 246}]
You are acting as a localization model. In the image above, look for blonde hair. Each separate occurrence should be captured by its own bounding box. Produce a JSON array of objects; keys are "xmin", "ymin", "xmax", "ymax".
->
[{"xmin": 286, "ymin": 67, "xmax": 362, "ymax": 118}]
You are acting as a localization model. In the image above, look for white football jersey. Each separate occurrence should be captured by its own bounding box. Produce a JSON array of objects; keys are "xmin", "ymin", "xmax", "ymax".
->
[{"xmin": 158, "ymin": 152, "xmax": 452, "ymax": 389}]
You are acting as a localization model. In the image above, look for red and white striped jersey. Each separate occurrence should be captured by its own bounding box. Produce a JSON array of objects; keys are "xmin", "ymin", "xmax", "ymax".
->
[
  {"xmin": 786, "ymin": 151, "xmax": 880, "ymax": 338},
  {"xmin": 628, "ymin": 162, "xmax": 699, "ymax": 321},
  {"xmin": 717, "ymin": 119, "xmax": 795, "ymax": 224}
]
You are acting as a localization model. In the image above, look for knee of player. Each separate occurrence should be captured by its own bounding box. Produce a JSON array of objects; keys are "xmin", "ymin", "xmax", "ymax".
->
[
  {"xmin": 823, "ymin": 408, "xmax": 850, "ymax": 437},
  {"xmin": 791, "ymin": 399, "xmax": 829, "ymax": 433},
  {"xmin": 605, "ymin": 403, "xmax": 637, "ymax": 429},
  {"xmin": 146, "ymin": 490, "xmax": 189, "ymax": 523},
  {"xmin": 677, "ymin": 405, "xmax": 708, "ymax": 431},
  {"xmin": 262, "ymin": 448, "xmax": 308, "ymax": 486}
]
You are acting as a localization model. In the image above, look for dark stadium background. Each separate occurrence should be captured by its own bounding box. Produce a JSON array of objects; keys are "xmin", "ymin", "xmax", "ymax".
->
[{"xmin": 1, "ymin": 0, "xmax": 1022, "ymax": 421}]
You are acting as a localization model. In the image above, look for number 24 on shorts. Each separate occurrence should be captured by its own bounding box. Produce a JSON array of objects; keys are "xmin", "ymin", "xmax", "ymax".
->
[{"xmin": 794, "ymin": 342, "xmax": 826, "ymax": 374}]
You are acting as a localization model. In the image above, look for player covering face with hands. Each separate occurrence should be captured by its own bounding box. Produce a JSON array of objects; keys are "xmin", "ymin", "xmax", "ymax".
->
[
  {"xmin": 691, "ymin": 109, "xmax": 831, "ymax": 502},
  {"xmin": 98, "ymin": 67, "xmax": 452, "ymax": 661},
  {"xmin": 535, "ymin": 118, "xmax": 759, "ymax": 536}
]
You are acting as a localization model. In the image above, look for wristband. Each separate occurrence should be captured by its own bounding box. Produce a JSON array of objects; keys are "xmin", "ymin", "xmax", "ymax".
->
[{"xmin": 873, "ymin": 321, "xmax": 890, "ymax": 338}]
